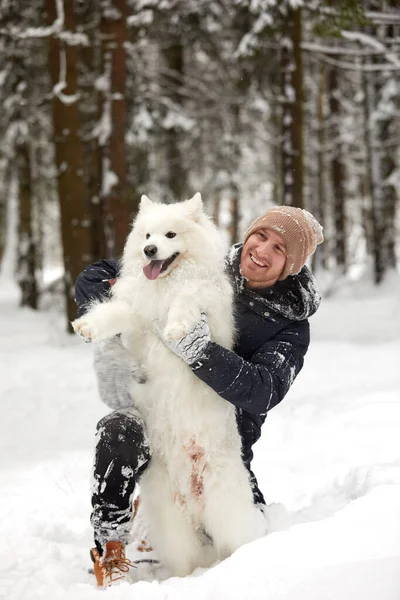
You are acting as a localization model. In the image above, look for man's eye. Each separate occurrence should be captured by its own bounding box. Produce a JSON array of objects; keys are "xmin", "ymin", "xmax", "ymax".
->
[
  {"xmin": 146, "ymin": 233, "xmax": 150, "ymax": 239},
  {"xmin": 166, "ymin": 232, "xmax": 176, "ymax": 239},
  {"xmin": 258, "ymin": 232, "xmax": 265, "ymax": 239}
]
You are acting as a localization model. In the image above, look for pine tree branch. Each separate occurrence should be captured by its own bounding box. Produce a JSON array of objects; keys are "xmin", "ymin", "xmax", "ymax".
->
[
  {"xmin": 302, "ymin": 42, "xmax": 397, "ymax": 57},
  {"xmin": 312, "ymin": 53, "xmax": 400, "ymax": 72},
  {"xmin": 341, "ymin": 30, "xmax": 400, "ymax": 68}
]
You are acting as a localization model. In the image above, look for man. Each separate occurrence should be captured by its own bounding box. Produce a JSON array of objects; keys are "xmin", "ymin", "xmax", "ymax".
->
[{"xmin": 75, "ymin": 205, "xmax": 323, "ymax": 587}]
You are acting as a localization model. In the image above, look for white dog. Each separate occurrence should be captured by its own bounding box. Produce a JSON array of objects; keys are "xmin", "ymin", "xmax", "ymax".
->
[{"xmin": 73, "ymin": 193, "xmax": 266, "ymax": 576}]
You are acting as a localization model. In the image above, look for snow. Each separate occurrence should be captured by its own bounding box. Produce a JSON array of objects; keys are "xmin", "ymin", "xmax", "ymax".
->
[
  {"xmin": 94, "ymin": 58, "xmax": 112, "ymax": 147},
  {"xmin": 127, "ymin": 10, "xmax": 154, "ymax": 27},
  {"xmin": 94, "ymin": 75, "xmax": 110, "ymax": 93},
  {"xmin": 162, "ymin": 110, "xmax": 195, "ymax": 132},
  {"xmin": 1, "ymin": 272, "xmax": 400, "ymax": 599},
  {"xmin": 341, "ymin": 30, "xmax": 400, "ymax": 68},
  {"xmin": 5, "ymin": 0, "xmax": 64, "ymax": 40},
  {"xmin": 59, "ymin": 31, "xmax": 89, "ymax": 47},
  {"xmin": 53, "ymin": 48, "xmax": 81, "ymax": 106},
  {"xmin": 102, "ymin": 160, "xmax": 119, "ymax": 196}
]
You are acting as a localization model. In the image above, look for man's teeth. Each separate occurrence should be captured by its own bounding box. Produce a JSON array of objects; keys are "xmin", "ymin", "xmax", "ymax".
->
[{"xmin": 250, "ymin": 254, "xmax": 267, "ymax": 267}]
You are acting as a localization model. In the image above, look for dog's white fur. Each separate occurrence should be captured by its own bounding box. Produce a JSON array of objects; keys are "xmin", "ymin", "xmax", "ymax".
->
[{"xmin": 73, "ymin": 193, "xmax": 266, "ymax": 576}]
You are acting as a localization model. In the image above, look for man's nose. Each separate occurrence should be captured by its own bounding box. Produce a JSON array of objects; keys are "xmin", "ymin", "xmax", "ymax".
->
[{"xmin": 259, "ymin": 239, "xmax": 273, "ymax": 258}]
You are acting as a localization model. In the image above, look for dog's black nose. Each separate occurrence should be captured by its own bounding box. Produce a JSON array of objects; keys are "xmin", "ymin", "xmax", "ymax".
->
[{"xmin": 144, "ymin": 244, "xmax": 158, "ymax": 258}]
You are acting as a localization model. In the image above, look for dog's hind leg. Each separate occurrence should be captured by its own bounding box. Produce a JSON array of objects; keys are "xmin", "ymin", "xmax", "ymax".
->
[
  {"xmin": 201, "ymin": 456, "xmax": 267, "ymax": 560},
  {"xmin": 139, "ymin": 462, "xmax": 208, "ymax": 577}
]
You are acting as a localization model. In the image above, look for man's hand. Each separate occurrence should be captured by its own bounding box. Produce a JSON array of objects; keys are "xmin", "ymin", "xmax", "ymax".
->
[
  {"xmin": 156, "ymin": 312, "xmax": 211, "ymax": 365},
  {"xmin": 94, "ymin": 337, "xmax": 147, "ymax": 410}
]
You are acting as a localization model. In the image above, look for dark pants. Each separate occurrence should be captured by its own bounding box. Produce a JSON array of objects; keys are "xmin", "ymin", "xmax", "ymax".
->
[
  {"xmin": 91, "ymin": 409, "xmax": 265, "ymax": 553},
  {"xmin": 91, "ymin": 409, "xmax": 151, "ymax": 554}
]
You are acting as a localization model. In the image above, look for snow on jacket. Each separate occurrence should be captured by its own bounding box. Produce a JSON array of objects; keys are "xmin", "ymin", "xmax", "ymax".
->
[{"xmin": 74, "ymin": 244, "xmax": 321, "ymax": 497}]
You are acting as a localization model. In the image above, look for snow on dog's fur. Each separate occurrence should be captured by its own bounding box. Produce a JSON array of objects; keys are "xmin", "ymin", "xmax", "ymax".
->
[{"xmin": 73, "ymin": 193, "xmax": 266, "ymax": 576}]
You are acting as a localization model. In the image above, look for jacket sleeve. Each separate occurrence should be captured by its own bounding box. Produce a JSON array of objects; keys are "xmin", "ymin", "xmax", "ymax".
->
[
  {"xmin": 191, "ymin": 320, "xmax": 310, "ymax": 416},
  {"xmin": 93, "ymin": 337, "xmax": 147, "ymax": 410},
  {"xmin": 74, "ymin": 259, "xmax": 120, "ymax": 317}
]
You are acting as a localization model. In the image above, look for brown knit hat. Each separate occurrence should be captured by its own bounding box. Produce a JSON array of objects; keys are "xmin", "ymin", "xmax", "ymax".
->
[{"xmin": 243, "ymin": 206, "xmax": 324, "ymax": 280}]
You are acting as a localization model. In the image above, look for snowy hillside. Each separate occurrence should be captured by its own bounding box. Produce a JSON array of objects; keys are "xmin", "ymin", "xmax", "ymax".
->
[{"xmin": 1, "ymin": 274, "xmax": 400, "ymax": 599}]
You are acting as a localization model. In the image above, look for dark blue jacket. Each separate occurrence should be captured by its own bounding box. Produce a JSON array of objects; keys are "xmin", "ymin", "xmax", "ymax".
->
[{"xmin": 75, "ymin": 244, "xmax": 321, "ymax": 504}]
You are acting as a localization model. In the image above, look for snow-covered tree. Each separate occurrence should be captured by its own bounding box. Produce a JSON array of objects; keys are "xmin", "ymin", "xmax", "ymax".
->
[
  {"xmin": 0, "ymin": 0, "xmax": 399, "ymax": 327},
  {"xmin": 47, "ymin": 0, "xmax": 93, "ymax": 327}
]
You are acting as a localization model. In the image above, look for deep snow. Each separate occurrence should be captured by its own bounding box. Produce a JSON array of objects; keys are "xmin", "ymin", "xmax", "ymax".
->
[{"xmin": 1, "ymin": 273, "xmax": 400, "ymax": 599}]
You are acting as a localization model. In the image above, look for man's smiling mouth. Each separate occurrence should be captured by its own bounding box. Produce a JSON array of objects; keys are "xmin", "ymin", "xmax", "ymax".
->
[{"xmin": 250, "ymin": 254, "xmax": 268, "ymax": 268}]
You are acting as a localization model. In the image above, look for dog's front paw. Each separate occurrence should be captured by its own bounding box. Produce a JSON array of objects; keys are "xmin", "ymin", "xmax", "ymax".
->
[
  {"xmin": 72, "ymin": 317, "xmax": 98, "ymax": 342},
  {"xmin": 163, "ymin": 320, "xmax": 193, "ymax": 343}
]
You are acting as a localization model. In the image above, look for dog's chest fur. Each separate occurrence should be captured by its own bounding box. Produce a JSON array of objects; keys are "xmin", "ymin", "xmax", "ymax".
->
[{"xmin": 118, "ymin": 261, "xmax": 240, "ymax": 488}]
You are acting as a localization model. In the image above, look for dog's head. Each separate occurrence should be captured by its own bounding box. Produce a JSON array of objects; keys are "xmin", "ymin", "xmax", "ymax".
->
[{"xmin": 122, "ymin": 193, "xmax": 226, "ymax": 280}]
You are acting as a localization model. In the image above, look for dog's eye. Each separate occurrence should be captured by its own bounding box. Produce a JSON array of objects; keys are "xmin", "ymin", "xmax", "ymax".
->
[
  {"xmin": 165, "ymin": 232, "xmax": 176, "ymax": 239},
  {"xmin": 146, "ymin": 233, "xmax": 150, "ymax": 239}
]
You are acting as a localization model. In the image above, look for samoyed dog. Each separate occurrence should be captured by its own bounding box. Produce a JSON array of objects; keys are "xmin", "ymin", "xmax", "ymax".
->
[{"xmin": 73, "ymin": 193, "xmax": 266, "ymax": 576}]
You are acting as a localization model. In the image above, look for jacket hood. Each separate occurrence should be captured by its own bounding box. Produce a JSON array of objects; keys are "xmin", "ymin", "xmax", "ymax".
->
[{"xmin": 225, "ymin": 243, "xmax": 321, "ymax": 321}]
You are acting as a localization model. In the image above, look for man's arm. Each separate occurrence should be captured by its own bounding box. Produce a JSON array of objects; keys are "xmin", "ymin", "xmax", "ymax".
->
[
  {"xmin": 74, "ymin": 258, "xmax": 120, "ymax": 318},
  {"xmin": 190, "ymin": 320, "xmax": 310, "ymax": 416},
  {"xmin": 93, "ymin": 337, "xmax": 146, "ymax": 409},
  {"xmin": 74, "ymin": 259, "xmax": 145, "ymax": 410}
]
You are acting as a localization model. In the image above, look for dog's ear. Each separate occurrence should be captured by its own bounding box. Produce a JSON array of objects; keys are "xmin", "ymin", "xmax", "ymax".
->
[
  {"xmin": 139, "ymin": 195, "xmax": 154, "ymax": 211},
  {"xmin": 183, "ymin": 192, "xmax": 203, "ymax": 221}
]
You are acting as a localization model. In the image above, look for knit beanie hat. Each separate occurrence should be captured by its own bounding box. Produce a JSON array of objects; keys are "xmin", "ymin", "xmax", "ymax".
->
[{"xmin": 243, "ymin": 206, "xmax": 324, "ymax": 280}]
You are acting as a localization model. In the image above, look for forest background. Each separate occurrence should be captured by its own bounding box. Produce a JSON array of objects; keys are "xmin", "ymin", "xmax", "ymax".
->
[{"xmin": 0, "ymin": 0, "xmax": 398, "ymax": 330}]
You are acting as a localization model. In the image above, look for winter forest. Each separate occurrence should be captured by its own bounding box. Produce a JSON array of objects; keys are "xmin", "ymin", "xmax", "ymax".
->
[
  {"xmin": 1, "ymin": 2, "xmax": 400, "ymax": 600},
  {"xmin": 0, "ymin": 0, "xmax": 399, "ymax": 327}
]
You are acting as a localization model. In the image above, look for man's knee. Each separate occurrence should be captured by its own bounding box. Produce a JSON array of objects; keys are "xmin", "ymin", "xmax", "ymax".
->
[{"xmin": 96, "ymin": 410, "xmax": 151, "ymax": 463}]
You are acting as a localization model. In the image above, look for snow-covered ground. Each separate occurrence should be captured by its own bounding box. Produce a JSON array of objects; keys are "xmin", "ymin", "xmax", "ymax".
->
[{"xmin": 1, "ymin": 273, "xmax": 400, "ymax": 599}]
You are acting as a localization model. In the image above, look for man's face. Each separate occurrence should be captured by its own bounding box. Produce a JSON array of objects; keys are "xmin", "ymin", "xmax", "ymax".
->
[{"xmin": 240, "ymin": 228, "xmax": 287, "ymax": 289}]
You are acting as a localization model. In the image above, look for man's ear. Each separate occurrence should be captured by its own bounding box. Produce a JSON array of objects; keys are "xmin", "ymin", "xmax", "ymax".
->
[
  {"xmin": 182, "ymin": 192, "xmax": 203, "ymax": 221},
  {"xmin": 139, "ymin": 195, "xmax": 154, "ymax": 211}
]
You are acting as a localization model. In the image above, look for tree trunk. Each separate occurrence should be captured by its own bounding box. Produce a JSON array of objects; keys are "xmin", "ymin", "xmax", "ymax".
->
[
  {"xmin": 0, "ymin": 185, "xmax": 6, "ymax": 266},
  {"xmin": 212, "ymin": 191, "xmax": 221, "ymax": 227},
  {"xmin": 47, "ymin": 0, "xmax": 93, "ymax": 330},
  {"xmin": 379, "ymin": 9, "xmax": 398, "ymax": 272},
  {"xmin": 270, "ymin": 100, "xmax": 282, "ymax": 207},
  {"xmin": 100, "ymin": 0, "xmax": 130, "ymax": 257},
  {"xmin": 312, "ymin": 63, "xmax": 328, "ymax": 272},
  {"xmin": 16, "ymin": 140, "xmax": 38, "ymax": 309},
  {"xmin": 361, "ymin": 5, "xmax": 399, "ymax": 284},
  {"xmin": 0, "ymin": 170, "xmax": 19, "ymax": 278},
  {"xmin": 363, "ymin": 71, "xmax": 385, "ymax": 284},
  {"xmin": 228, "ymin": 183, "xmax": 240, "ymax": 245},
  {"xmin": 163, "ymin": 37, "xmax": 187, "ymax": 202},
  {"xmin": 327, "ymin": 66, "xmax": 346, "ymax": 272},
  {"xmin": 79, "ymin": 13, "xmax": 107, "ymax": 261},
  {"xmin": 280, "ymin": 7, "xmax": 304, "ymax": 208},
  {"xmin": 380, "ymin": 115, "xmax": 397, "ymax": 272},
  {"xmin": 317, "ymin": 65, "xmax": 327, "ymax": 267}
]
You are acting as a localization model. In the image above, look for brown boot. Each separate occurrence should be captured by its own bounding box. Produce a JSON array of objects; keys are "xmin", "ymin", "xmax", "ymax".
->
[{"xmin": 90, "ymin": 541, "xmax": 136, "ymax": 588}]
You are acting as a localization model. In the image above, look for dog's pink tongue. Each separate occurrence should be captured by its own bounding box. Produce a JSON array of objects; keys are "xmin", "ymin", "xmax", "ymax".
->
[{"xmin": 143, "ymin": 260, "xmax": 164, "ymax": 280}]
